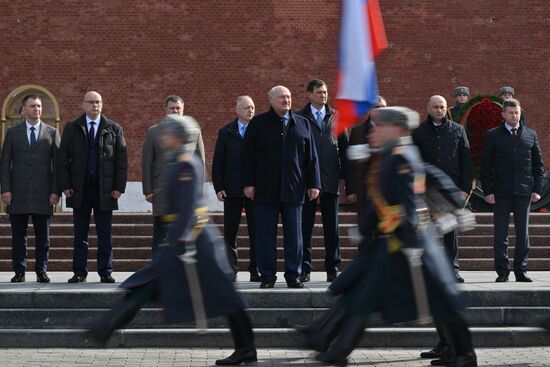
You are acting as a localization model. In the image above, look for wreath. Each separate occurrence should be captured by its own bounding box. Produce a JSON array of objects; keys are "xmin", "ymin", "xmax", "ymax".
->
[{"xmin": 456, "ymin": 95, "xmax": 503, "ymax": 177}]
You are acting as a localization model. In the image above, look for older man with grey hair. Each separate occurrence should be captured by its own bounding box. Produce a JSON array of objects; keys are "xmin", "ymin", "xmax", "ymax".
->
[{"xmin": 242, "ymin": 85, "xmax": 321, "ymax": 289}]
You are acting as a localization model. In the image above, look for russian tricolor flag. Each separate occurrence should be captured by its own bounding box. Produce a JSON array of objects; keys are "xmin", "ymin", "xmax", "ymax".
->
[{"xmin": 333, "ymin": 0, "xmax": 387, "ymax": 136}]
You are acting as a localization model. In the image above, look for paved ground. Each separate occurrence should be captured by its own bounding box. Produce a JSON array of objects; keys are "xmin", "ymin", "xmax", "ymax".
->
[
  {"xmin": 2, "ymin": 271, "xmax": 550, "ymax": 290},
  {"xmin": 1, "ymin": 272, "xmax": 549, "ymax": 366},
  {"xmin": 0, "ymin": 347, "xmax": 549, "ymax": 366}
]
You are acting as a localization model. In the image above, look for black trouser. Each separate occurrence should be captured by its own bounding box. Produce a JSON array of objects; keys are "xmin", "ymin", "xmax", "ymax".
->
[
  {"xmin": 493, "ymin": 195, "xmax": 531, "ymax": 277},
  {"xmin": 151, "ymin": 216, "xmax": 169, "ymax": 259},
  {"xmin": 223, "ymin": 197, "xmax": 256, "ymax": 273},
  {"xmin": 72, "ymin": 177, "xmax": 113, "ymax": 277},
  {"xmin": 10, "ymin": 213, "xmax": 51, "ymax": 274},
  {"xmin": 301, "ymin": 192, "xmax": 340, "ymax": 274},
  {"xmin": 443, "ymin": 229, "xmax": 460, "ymax": 272}
]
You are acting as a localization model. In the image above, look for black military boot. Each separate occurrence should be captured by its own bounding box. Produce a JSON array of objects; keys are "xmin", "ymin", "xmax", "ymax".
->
[
  {"xmin": 216, "ymin": 310, "xmax": 257, "ymax": 365},
  {"xmin": 315, "ymin": 312, "xmax": 366, "ymax": 367},
  {"xmin": 297, "ymin": 305, "xmax": 350, "ymax": 352},
  {"xmin": 87, "ymin": 283, "xmax": 156, "ymax": 346}
]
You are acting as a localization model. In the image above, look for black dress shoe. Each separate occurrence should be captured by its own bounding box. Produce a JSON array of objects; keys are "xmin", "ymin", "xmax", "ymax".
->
[
  {"xmin": 36, "ymin": 272, "xmax": 50, "ymax": 283},
  {"xmin": 11, "ymin": 273, "xmax": 25, "ymax": 283},
  {"xmin": 260, "ymin": 280, "xmax": 275, "ymax": 289},
  {"xmin": 447, "ymin": 351, "xmax": 477, "ymax": 367},
  {"xmin": 68, "ymin": 274, "xmax": 87, "ymax": 283},
  {"xmin": 420, "ymin": 342, "xmax": 449, "ymax": 359},
  {"xmin": 455, "ymin": 273, "xmax": 465, "ymax": 283},
  {"xmin": 249, "ymin": 271, "xmax": 261, "ymax": 282},
  {"xmin": 327, "ymin": 272, "xmax": 338, "ymax": 282},
  {"xmin": 515, "ymin": 274, "xmax": 533, "ymax": 282},
  {"xmin": 215, "ymin": 347, "xmax": 257, "ymax": 365},
  {"xmin": 299, "ymin": 272, "xmax": 310, "ymax": 282},
  {"xmin": 286, "ymin": 279, "xmax": 304, "ymax": 288},
  {"xmin": 495, "ymin": 275, "xmax": 509, "ymax": 283},
  {"xmin": 100, "ymin": 275, "xmax": 116, "ymax": 283}
]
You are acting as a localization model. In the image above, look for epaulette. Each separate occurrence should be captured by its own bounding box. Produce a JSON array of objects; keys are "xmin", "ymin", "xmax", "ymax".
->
[
  {"xmin": 177, "ymin": 152, "xmax": 192, "ymax": 162},
  {"xmin": 397, "ymin": 163, "xmax": 412, "ymax": 175}
]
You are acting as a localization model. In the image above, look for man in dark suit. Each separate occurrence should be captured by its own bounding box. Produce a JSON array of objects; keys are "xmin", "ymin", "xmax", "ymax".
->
[
  {"xmin": 412, "ymin": 95, "xmax": 472, "ymax": 283},
  {"xmin": 481, "ymin": 98, "xmax": 544, "ymax": 283},
  {"xmin": 345, "ymin": 96, "xmax": 386, "ymax": 217},
  {"xmin": 242, "ymin": 85, "xmax": 321, "ymax": 289},
  {"xmin": 295, "ymin": 80, "xmax": 346, "ymax": 283},
  {"xmin": 58, "ymin": 91, "xmax": 128, "ymax": 284},
  {"xmin": 142, "ymin": 95, "xmax": 205, "ymax": 257},
  {"xmin": 0, "ymin": 95, "xmax": 60, "ymax": 283},
  {"xmin": 212, "ymin": 95, "xmax": 260, "ymax": 282}
]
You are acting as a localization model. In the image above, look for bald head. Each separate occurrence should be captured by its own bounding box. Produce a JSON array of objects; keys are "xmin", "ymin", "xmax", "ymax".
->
[
  {"xmin": 82, "ymin": 91, "xmax": 103, "ymax": 120},
  {"xmin": 268, "ymin": 86, "xmax": 291, "ymax": 117},
  {"xmin": 236, "ymin": 95, "xmax": 255, "ymax": 123},
  {"xmin": 427, "ymin": 95, "xmax": 447, "ymax": 122}
]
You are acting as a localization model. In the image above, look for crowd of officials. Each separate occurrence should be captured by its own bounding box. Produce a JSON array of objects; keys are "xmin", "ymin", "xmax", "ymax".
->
[
  {"xmin": 0, "ymin": 82, "xmax": 545, "ymax": 367},
  {"xmin": 0, "ymin": 83, "xmax": 544, "ymax": 288}
]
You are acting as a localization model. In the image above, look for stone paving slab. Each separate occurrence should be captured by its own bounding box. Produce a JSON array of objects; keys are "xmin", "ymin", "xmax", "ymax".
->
[{"xmin": 0, "ymin": 347, "xmax": 549, "ymax": 366}]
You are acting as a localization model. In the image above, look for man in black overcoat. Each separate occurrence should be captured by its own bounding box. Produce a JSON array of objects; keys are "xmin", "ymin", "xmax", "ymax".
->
[
  {"xmin": 58, "ymin": 91, "xmax": 128, "ymax": 284},
  {"xmin": 212, "ymin": 95, "xmax": 260, "ymax": 281},
  {"xmin": 412, "ymin": 95, "xmax": 472, "ymax": 283},
  {"xmin": 241, "ymin": 85, "xmax": 321, "ymax": 289},
  {"xmin": 481, "ymin": 98, "xmax": 544, "ymax": 282}
]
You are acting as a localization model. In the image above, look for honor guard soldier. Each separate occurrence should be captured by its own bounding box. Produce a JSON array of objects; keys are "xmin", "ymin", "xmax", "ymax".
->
[
  {"xmin": 447, "ymin": 86, "xmax": 470, "ymax": 122},
  {"xmin": 298, "ymin": 107, "xmax": 477, "ymax": 367},
  {"xmin": 89, "ymin": 115, "xmax": 257, "ymax": 366},
  {"xmin": 499, "ymin": 86, "xmax": 526, "ymax": 125}
]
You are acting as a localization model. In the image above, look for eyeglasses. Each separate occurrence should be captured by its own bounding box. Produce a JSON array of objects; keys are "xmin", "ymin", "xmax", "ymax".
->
[{"xmin": 84, "ymin": 100, "xmax": 103, "ymax": 105}]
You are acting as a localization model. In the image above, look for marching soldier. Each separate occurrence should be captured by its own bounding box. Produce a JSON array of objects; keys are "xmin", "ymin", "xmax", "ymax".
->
[
  {"xmin": 88, "ymin": 115, "xmax": 256, "ymax": 366},
  {"xmin": 298, "ymin": 107, "xmax": 477, "ymax": 367}
]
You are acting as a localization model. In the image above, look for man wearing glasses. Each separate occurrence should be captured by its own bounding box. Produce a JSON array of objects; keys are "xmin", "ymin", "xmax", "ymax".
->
[{"xmin": 58, "ymin": 91, "xmax": 128, "ymax": 283}]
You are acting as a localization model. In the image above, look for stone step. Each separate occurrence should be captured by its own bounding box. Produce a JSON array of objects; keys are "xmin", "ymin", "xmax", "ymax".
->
[
  {"xmin": 0, "ymin": 327, "xmax": 547, "ymax": 348},
  {"xmin": 1, "ymin": 258, "xmax": 550, "ymax": 271},
  {"xmin": 3, "ymin": 222, "xmax": 550, "ymax": 237},
  {"xmin": 2, "ymin": 234, "xmax": 550, "ymax": 249},
  {"xmin": 1, "ymin": 287, "xmax": 549, "ymax": 309},
  {"xmin": 4, "ymin": 245, "xmax": 550, "ymax": 261},
  {"xmin": 0, "ymin": 306, "xmax": 547, "ymax": 329}
]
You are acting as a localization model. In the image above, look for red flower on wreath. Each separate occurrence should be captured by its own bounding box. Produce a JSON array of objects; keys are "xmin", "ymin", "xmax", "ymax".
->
[{"xmin": 463, "ymin": 98, "xmax": 503, "ymax": 171}]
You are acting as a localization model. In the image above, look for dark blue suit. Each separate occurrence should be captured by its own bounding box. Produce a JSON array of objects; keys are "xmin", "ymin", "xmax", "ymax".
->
[{"xmin": 241, "ymin": 108, "xmax": 320, "ymax": 283}]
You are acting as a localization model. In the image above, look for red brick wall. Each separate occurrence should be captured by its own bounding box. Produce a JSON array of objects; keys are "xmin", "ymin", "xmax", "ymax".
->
[{"xmin": 1, "ymin": 1, "xmax": 548, "ymax": 181}]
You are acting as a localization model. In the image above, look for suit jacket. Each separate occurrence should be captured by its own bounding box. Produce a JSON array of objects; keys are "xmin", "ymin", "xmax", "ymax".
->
[
  {"xmin": 142, "ymin": 121, "xmax": 206, "ymax": 216},
  {"xmin": 58, "ymin": 114, "xmax": 128, "ymax": 210},
  {"xmin": 0, "ymin": 120, "xmax": 60, "ymax": 215},
  {"xmin": 295, "ymin": 103, "xmax": 347, "ymax": 194},
  {"xmin": 212, "ymin": 119, "xmax": 246, "ymax": 198},
  {"xmin": 481, "ymin": 123, "xmax": 544, "ymax": 197},
  {"xmin": 241, "ymin": 108, "xmax": 321, "ymax": 204}
]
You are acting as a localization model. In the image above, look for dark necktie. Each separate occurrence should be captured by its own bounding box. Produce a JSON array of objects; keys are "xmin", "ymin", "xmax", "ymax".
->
[
  {"xmin": 89, "ymin": 121, "xmax": 96, "ymax": 145},
  {"xmin": 511, "ymin": 128, "xmax": 517, "ymax": 141},
  {"xmin": 30, "ymin": 126, "xmax": 36, "ymax": 149}
]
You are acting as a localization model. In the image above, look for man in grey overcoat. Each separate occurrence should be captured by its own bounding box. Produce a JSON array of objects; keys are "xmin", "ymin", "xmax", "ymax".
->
[
  {"xmin": 141, "ymin": 95, "xmax": 205, "ymax": 256},
  {"xmin": 0, "ymin": 94, "xmax": 60, "ymax": 283}
]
